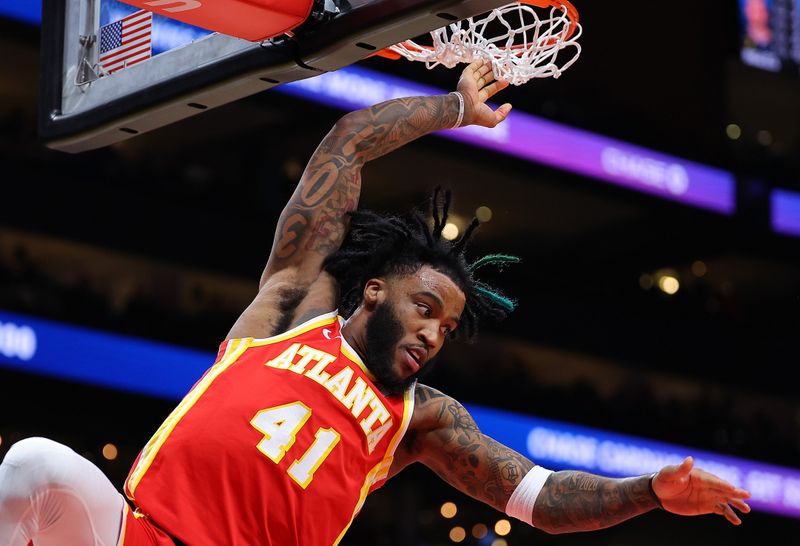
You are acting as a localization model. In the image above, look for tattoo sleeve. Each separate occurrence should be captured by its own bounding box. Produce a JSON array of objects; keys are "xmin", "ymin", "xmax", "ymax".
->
[
  {"xmin": 531, "ymin": 471, "xmax": 658, "ymax": 533},
  {"xmin": 410, "ymin": 386, "xmax": 534, "ymax": 513},
  {"xmin": 408, "ymin": 387, "xmax": 658, "ymax": 534},
  {"xmin": 266, "ymin": 94, "xmax": 461, "ymax": 276}
]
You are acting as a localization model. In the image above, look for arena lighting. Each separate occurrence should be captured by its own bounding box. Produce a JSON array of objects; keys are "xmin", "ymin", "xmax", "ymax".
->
[
  {"xmin": 692, "ymin": 260, "xmax": 708, "ymax": 277},
  {"xmin": 657, "ymin": 275, "xmax": 680, "ymax": 295},
  {"xmin": 494, "ymin": 519, "xmax": 511, "ymax": 536},
  {"xmin": 757, "ymin": 130, "xmax": 774, "ymax": 147},
  {"xmin": 281, "ymin": 67, "xmax": 736, "ymax": 215},
  {"xmin": 475, "ymin": 206, "xmax": 493, "ymax": 222},
  {"xmin": 102, "ymin": 443, "xmax": 119, "ymax": 460},
  {"xmin": 471, "ymin": 523, "xmax": 488, "ymax": 539},
  {"xmin": 442, "ymin": 223, "xmax": 460, "ymax": 240},
  {"xmin": 726, "ymin": 124, "xmax": 742, "ymax": 140},
  {"xmin": 449, "ymin": 526, "xmax": 466, "ymax": 543},
  {"xmin": 2, "ymin": 310, "xmax": 800, "ymax": 519},
  {"xmin": 771, "ymin": 189, "xmax": 800, "ymax": 237},
  {"xmin": 440, "ymin": 502, "xmax": 458, "ymax": 518}
]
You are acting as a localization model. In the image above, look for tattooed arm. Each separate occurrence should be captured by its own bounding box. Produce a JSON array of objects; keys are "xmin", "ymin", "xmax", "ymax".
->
[
  {"xmin": 392, "ymin": 385, "xmax": 750, "ymax": 534},
  {"xmin": 531, "ymin": 472, "xmax": 659, "ymax": 532},
  {"xmin": 226, "ymin": 60, "xmax": 511, "ymax": 339},
  {"xmin": 392, "ymin": 384, "xmax": 534, "ymax": 514}
]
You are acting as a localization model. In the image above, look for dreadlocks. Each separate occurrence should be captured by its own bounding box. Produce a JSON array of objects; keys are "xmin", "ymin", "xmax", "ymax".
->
[{"xmin": 323, "ymin": 188, "xmax": 519, "ymax": 340}]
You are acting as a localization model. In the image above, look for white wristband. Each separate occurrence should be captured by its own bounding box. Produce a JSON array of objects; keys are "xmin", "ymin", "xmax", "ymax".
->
[
  {"xmin": 505, "ymin": 466, "xmax": 554, "ymax": 526},
  {"xmin": 450, "ymin": 91, "xmax": 464, "ymax": 129}
]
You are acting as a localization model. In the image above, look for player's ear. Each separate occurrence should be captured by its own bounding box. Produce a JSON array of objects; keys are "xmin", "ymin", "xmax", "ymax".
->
[{"xmin": 363, "ymin": 278, "xmax": 388, "ymax": 309}]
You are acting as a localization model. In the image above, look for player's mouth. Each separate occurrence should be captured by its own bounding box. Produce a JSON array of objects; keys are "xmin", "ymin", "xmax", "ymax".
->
[{"xmin": 402, "ymin": 346, "xmax": 427, "ymax": 374}]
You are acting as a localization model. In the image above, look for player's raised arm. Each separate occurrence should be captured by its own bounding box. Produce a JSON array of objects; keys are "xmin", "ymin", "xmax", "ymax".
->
[
  {"xmin": 393, "ymin": 385, "xmax": 751, "ymax": 534},
  {"xmin": 227, "ymin": 61, "xmax": 511, "ymax": 339},
  {"xmin": 261, "ymin": 59, "xmax": 511, "ymax": 284}
]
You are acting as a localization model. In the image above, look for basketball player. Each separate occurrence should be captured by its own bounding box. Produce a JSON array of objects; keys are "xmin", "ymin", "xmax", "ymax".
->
[{"xmin": 0, "ymin": 60, "xmax": 750, "ymax": 546}]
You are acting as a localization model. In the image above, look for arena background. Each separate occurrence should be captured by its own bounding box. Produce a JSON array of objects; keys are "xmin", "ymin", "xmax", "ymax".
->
[{"xmin": 1, "ymin": 2, "xmax": 799, "ymax": 545}]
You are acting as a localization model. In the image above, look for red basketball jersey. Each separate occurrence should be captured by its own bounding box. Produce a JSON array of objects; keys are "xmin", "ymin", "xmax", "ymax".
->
[{"xmin": 124, "ymin": 311, "xmax": 415, "ymax": 546}]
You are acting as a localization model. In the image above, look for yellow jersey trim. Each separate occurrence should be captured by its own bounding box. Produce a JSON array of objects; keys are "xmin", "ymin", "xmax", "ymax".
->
[
  {"xmin": 339, "ymin": 342, "xmax": 374, "ymax": 380},
  {"xmin": 249, "ymin": 311, "xmax": 339, "ymax": 346},
  {"xmin": 330, "ymin": 383, "xmax": 416, "ymax": 546},
  {"xmin": 373, "ymin": 382, "xmax": 416, "ymax": 483},
  {"xmin": 331, "ymin": 461, "xmax": 384, "ymax": 546},
  {"xmin": 126, "ymin": 338, "xmax": 251, "ymax": 498},
  {"xmin": 337, "ymin": 316, "xmax": 375, "ymax": 380}
]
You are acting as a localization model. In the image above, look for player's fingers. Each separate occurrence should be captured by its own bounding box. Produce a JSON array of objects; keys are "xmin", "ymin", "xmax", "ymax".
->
[
  {"xmin": 463, "ymin": 60, "xmax": 481, "ymax": 79},
  {"xmin": 729, "ymin": 498, "xmax": 751, "ymax": 513},
  {"xmin": 477, "ymin": 61, "xmax": 493, "ymax": 79},
  {"xmin": 472, "ymin": 65, "xmax": 495, "ymax": 90},
  {"xmin": 701, "ymin": 479, "xmax": 738, "ymax": 496},
  {"xmin": 694, "ymin": 469, "xmax": 749, "ymax": 498},
  {"xmin": 721, "ymin": 503, "xmax": 742, "ymax": 525},
  {"xmin": 479, "ymin": 79, "xmax": 509, "ymax": 101},
  {"xmin": 678, "ymin": 456, "xmax": 694, "ymax": 476},
  {"xmin": 493, "ymin": 103, "xmax": 512, "ymax": 125},
  {"xmin": 709, "ymin": 484, "xmax": 750, "ymax": 499},
  {"xmin": 660, "ymin": 457, "xmax": 693, "ymax": 479},
  {"xmin": 479, "ymin": 65, "xmax": 497, "ymax": 86}
]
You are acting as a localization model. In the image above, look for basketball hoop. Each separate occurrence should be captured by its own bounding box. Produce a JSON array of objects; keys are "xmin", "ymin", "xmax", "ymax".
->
[{"xmin": 377, "ymin": 0, "xmax": 581, "ymax": 85}]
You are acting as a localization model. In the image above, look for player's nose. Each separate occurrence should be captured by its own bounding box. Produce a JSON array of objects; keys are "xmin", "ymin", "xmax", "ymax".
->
[{"xmin": 417, "ymin": 322, "xmax": 442, "ymax": 351}]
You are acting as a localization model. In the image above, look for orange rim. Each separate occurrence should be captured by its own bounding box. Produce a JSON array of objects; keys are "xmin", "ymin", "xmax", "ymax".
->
[{"xmin": 374, "ymin": 0, "xmax": 579, "ymax": 60}]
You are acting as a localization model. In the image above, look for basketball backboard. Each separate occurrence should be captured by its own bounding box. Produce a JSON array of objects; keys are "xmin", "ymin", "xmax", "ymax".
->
[{"xmin": 40, "ymin": 0, "xmax": 513, "ymax": 153}]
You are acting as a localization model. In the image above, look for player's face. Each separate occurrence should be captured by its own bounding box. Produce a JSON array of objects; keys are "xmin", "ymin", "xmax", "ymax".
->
[{"xmin": 364, "ymin": 266, "xmax": 465, "ymax": 394}]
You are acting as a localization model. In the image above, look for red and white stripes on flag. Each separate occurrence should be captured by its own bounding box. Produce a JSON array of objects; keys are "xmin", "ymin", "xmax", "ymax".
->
[{"xmin": 99, "ymin": 10, "xmax": 152, "ymax": 75}]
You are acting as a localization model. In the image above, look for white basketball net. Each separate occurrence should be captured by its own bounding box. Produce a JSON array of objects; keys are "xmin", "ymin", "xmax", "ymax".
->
[{"xmin": 388, "ymin": 2, "xmax": 582, "ymax": 85}]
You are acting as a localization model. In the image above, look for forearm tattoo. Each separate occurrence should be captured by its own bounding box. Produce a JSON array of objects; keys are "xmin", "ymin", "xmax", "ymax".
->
[
  {"xmin": 532, "ymin": 472, "xmax": 658, "ymax": 533},
  {"xmin": 411, "ymin": 386, "xmax": 534, "ymax": 512},
  {"xmin": 272, "ymin": 95, "xmax": 460, "ymax": 265}
]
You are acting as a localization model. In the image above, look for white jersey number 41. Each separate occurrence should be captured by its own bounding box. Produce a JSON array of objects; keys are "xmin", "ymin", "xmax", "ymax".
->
[{"xmin": 250, "ymin": 402, "xmax": 341, "ymax": 489}]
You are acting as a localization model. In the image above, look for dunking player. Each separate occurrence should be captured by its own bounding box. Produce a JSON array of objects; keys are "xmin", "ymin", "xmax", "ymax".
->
[{"xmin": 0, "ymin": 61, "xmax": 750, "ymax": 546}]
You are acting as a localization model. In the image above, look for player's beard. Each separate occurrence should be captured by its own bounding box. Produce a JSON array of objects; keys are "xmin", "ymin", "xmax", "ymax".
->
[{"xmin": 364, "ymin": 300, "xmax": 435, "ymax": 396}]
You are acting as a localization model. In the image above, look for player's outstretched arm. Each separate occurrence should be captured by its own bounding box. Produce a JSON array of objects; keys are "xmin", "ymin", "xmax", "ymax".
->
[
  {"xmin": 227, "ymin": 61, "xmax": 511, "ymax": 339},
  {"xmin": 261, "ymin": 59, "xmax": 510, "ymax": 283},
  {"xmin": 532, "ymin": 456, "xmax": 751, "ymax": 531},
  {"xmin": 393, "ymin": 385, "xmax": 751, "ymax": 534}
]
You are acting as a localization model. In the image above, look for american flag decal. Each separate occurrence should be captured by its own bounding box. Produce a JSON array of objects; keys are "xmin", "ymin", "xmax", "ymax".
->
[{"xmin": 99, "ymin": 10, "xmax": 152, "ymax": 75}]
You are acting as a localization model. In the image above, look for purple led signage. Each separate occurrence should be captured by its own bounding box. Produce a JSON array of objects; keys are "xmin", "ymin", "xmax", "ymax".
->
[
  {"xmin": 771, "ymin": 189, "xmax": 800, "ymax": 237},
  {"xmin": 282, "ymin": 67, "xmax": 735, "ymax": 214}
]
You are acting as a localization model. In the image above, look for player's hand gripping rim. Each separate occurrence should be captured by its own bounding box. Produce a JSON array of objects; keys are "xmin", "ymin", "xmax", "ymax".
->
[{"xmin": 457, "ymin": 60, "xmax": 512, "ymax": 128}]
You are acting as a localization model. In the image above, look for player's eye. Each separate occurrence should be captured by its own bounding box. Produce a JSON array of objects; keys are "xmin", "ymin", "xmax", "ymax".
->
[{"xmin": 416, "ymin": 303, "xmax": 432, "ymax": 317}]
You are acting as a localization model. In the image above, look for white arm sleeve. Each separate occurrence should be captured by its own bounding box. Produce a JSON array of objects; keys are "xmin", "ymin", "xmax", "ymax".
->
[{"xmin": 504, "ymin": 465, "xmax": 554, "ymax": 526}]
